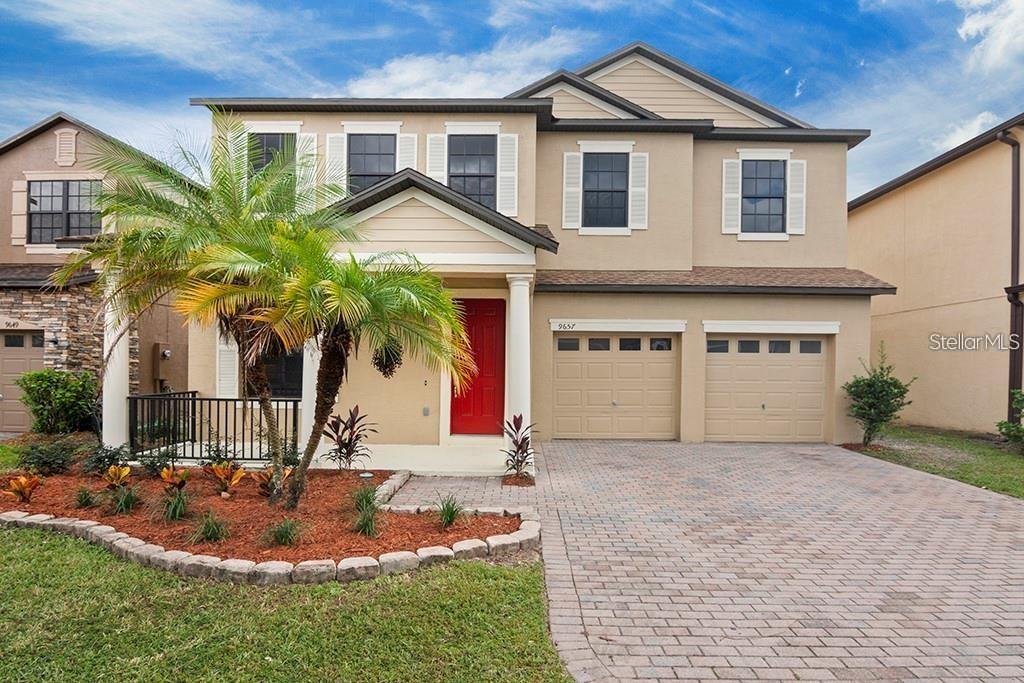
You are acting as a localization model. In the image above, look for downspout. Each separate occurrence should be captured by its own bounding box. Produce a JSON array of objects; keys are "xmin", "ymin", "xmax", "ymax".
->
[{"xmin": 997, "ymin": 130, "xmax": 1021, "ymax": 421}]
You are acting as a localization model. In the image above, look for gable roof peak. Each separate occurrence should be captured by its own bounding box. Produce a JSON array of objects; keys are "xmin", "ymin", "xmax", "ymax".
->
[{"xmin": 505, "ymin": 69, "xmax": 661, "ymax": 119}]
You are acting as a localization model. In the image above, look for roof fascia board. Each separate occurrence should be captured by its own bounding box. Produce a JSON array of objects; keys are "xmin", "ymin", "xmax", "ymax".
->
[
  {"xmin": 534, "ymin": 283, "xmax": 895, "ymax": 296},
  {"xmin": 505, "ymin": 70, "xmax": 660, "ymax": 119},
  {"xmin": 697, "ymin": 127, "xmax": 870, "ymax": 148}
]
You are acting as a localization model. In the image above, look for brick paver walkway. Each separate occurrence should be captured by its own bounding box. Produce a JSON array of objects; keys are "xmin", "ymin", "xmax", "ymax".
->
[{"xmin": 392, "ymin": 441, "xmax": 1024, "ymax": 682}]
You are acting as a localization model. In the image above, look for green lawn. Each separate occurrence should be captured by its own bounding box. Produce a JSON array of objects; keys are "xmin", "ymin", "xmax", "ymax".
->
[
  {"xmin": 867, "ymin": 425, "xmax": 1024, "ymax": 499},
  {"xmin": 0, "ymin": 528, "xmax": 568, "ymax": 682},
  {"xmin": 0, "ymin": 444, "xmax": 20, "ymax": 471}
]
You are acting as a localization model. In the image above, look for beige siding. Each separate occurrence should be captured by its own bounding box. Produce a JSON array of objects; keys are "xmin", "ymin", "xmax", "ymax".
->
[
  {"xmin": 547, "ymin": 88, "xmax": 619, "ymax": 119},
  {"xmin": 848, "ymin": 130, "xmax": 1024, "ymax": 433},
  {"xmin": 591, "ymin": 60, "xmax": 768, "ymax": 127}
]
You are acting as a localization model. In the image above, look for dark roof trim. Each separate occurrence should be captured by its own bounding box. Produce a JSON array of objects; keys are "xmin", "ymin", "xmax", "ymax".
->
[
  {"xmin": 540, "ymin": 119, "xmax": 714, "ymax": 133},
  {"xmin": 696, "ymin": 127, "xmax": 870, "ymax": 148},
  {"xmin": 850, "ymin": 110, "xmax": 1024, "ymax": 211},
  {"xmin": 535, "ymin": 283, "xmax": 895, "ymax": 296},
  {"xmin": 0, "ymin": 111, "xmax": 127, "ymax": 158},
  {"xmin": 575, "ymin": 42, "xmax": 812, "ymax": 129},
  {"xmin": 505, "ymin": 70, "xmax": 661, "ymax": 119},
  {"xmin": 191, "ymin": 97, "xmax": 554, "ymax": 116},
  {"xmin": 336, "ymin": 168, "xmax": 558, "ymax": 253},
  {"xmin": 0, "ymin": 272, "xmax": 97, "ymax": 289}
]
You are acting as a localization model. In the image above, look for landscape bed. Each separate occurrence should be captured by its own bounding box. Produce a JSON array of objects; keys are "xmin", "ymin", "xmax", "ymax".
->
[{"xmin": 0, "ymin": 467, "xmax": 521, "ymax": 562}]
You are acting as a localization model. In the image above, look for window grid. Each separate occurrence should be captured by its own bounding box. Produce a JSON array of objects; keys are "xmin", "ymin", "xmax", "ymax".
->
[
  {"xmin": 347, "ymin": 133, "xmax": 396, "ymax": 193},
  {"xmin": 28, "ymin": 180, "xmax": 101, "ymax": 244},
  {"xmin": 448, "ymin": 135, "xmax": 496, "ymax": 209},
  {"xmin": 741, "ymin": 159, "xmax": 786, "ymax": 233},
  {"xmin": 583, "ymin": 153, "xmax": 628, "ymax": 228},
  {"xmin": 250, "ymin": 133, "xmax": 295, "ymax": 174}
]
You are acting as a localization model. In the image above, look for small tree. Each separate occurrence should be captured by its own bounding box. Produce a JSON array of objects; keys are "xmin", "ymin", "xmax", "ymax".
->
[
  {"xmin": 16, "ymin": 369, "xmax": 98, "ymax": 434},
  {"xmin": 842, "ymin": 345, "xmax": 915, "ymax": 446},
  {"xmin": 996, "ymin": 390, "xmax": 1024, "ymax": 451}
]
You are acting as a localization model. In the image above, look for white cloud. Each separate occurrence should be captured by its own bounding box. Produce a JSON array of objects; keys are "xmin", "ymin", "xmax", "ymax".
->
[
  {"xmin": 956, "ymin": 0, "xmax": 1024, "ymax": 70},
  {"xmin": 794, "ymin": 78, "xmax": 806, "ymax": 98},
  {"xmin": 0, "ymin": 0, "xmax": 391, "ymax": 93},
  {"xmin": 344, "ymin": 29, "xmax": 591, "ymax": 97},
  {"xmin": 784, "ymin": 66, "xmax": 793, "ymax": 75},
  {"xmin": 487, "ymin": 0, "xmax": 669, "ymax": 28},
  {"xmin": 934, "ymin": 110, "xmax": 1001, "ymax": 150}
]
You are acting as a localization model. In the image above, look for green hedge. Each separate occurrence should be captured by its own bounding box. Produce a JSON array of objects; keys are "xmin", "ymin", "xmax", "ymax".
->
[{"xmin": 15, "ymin": 369, "xmax": 98, "ymax": 434}]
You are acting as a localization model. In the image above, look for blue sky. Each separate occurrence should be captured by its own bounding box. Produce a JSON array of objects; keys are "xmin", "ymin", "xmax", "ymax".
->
[{"xmin": 0, "ymin": 0, "xmax": 1022, "ymax": 198}]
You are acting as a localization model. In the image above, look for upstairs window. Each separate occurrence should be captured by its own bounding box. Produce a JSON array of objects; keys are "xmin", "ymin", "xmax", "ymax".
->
[
  {"xmin": 448, "ymin": 134, "xmax": 496, "ymax": 209},
  {"xmin": 347, "ymin": 133, "xmax": 396, "ymax": 193},
  {"xmin": 250, "ymin": 132, "xmax": 295, "ymax": 174},
  {"xmin": 250, "ymin": 349, "xmax": 304, "ymax": 399},
  {"xmin": 27, "ymin": 180, "xmax": 101, "ymax": 243},
  {"xmin": 582, "ymin": 153, "xmax": 628, "ymax": 228},
  {"xmin": 741, "ymin": 159, "xmax": 786, "ymax": 233}
]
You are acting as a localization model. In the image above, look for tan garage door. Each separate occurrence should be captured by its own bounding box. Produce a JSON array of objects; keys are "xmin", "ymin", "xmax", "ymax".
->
[
  {"xmin": 705, "ymin": 336, "xmax": 827, "ymax": 442},
  {"xmin": 553, "ymin": 333, "xmax": 679, "ymax": 439},
  {"xmin": 0, "ymin": 331, "xmax": 45, "ymax": 432}
]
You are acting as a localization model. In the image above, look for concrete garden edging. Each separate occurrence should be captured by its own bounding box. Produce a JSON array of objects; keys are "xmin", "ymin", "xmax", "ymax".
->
[{"xmin": 0, "ymin": 506, "xmax": 542, "ymax": 586}]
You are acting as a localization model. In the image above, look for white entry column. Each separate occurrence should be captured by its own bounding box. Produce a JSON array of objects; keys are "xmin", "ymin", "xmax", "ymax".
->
[
  {"xmin": 506, "ymin": 274, "xmax": 533, "ymax": 427},
  {"xmin": 298, "ymin": 340, "xmax": 322, "ymax": 454},
  {"xmin": 101, "ymin": 300, "xmax": 130, "ymax": 447}
]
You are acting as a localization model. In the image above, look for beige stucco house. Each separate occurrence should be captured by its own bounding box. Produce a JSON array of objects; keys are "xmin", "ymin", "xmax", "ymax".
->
[
  {"xmin": 849, "ymin": 112, "xmax": 1024, "ymax": 434},
  {"xmin": 100, "ymin": 42, "xmax": 892, "ymax": 473}
]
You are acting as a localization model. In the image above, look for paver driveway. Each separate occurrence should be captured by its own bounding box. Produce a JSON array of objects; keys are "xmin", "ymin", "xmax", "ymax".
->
[{"xmin": 391, "ymin": 441, "xmax": 1024, "ymax": 682}]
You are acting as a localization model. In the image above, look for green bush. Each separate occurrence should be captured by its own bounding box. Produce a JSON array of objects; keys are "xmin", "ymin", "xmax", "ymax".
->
[
  {"xmin": 18, "ymin": 441, "xmax": 76, "ymax": 475},
  {"xmin": 74, "ymin": 487, "xmax": 97, "ymax": 509},
  {"xmin": 996, "ymin": 390, "xmax": 1024, "ymax": 450},
  {"xmin": 437, "ymin": 493, "xmax": 463, "ymax": 529},
  {"xmin": 264, "ymin": 517, "xmax": 302, "ymax": 546},
  {"xmin": 138, "ymin": 448, "xmax": 175, "ymax": 478},
  {"xmin": 15, "ymin": 369, "xmax": 97, "ymax": 434},
  {"xmin": 842, "ymin": 346, "xmax": 915, "ymax": 446},
  {"xmin": 81, "ymin": 445, "xmax": 129, "ymax": 474},
  {"xmin": 190, "ymin": 510, "xmax": 229, "ymax": 543},
  {"xmin": 108, "ymin": 485, "xmax": 142, "ymax": 515},
  {"xmin": 162, "ymin": 489, "xmax": 189, "ymax": 521}
]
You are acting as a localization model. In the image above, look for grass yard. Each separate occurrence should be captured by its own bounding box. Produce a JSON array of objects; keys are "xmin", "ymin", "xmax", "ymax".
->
[
  {"xmin": 867, "ymin": 424, "xmax": 1024, "ymax": 499},
  {"xmin": 0, "ymin": 444, "xmax": 20, "ymax": 472},
  {"xmin": 0, "ymin": 528, "xmax": 569, "ymax": 683}
]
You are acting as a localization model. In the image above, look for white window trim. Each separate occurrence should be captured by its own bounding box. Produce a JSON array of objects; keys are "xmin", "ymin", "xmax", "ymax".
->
[
  {"xmin": 24, "ymin": 171, "xmax": 103, "ymax": 181},
  {"xmin": 734, "ymin": 149, "xmax": 793, "ymax": 241},
  {"xmin": 341, "ymin": 121, "xmax": 402, "ymax": 134},
  {"xmin": 550, "ymin": 319, "xmax": 687, "ymax": 332},
  {"xmin": 244, "ymin": 120, "xmax": 303, "ymax": 134},
  {"xmin": 702, "ymin": 320, "xmax": 840, "ymax": 334},
  {"xmin": 737, "ymin": 148, "xmax": 792, "ymax": 160},
  {"xmin": 444, "ymin": 121, "xmax": 501, "ymax": 135},
  {"xmin": 578, "ymin": 226, "xmax": 631, "ymax": 236},
  {"xmin": 577, "ymin": 140, "xmax": 635, "ymax": 153},
  {"xmin": 536, "ymin": 84, "xmax": 636, "ymax": 119},
  {"xmin": 738, "ymin": 232, "xmax": 789, "ymax": 242}
]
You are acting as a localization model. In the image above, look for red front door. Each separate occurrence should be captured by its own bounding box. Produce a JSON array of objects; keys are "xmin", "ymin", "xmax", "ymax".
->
[{"xmin": 451, "ymin": 298, "xmax": 505, "ymax": 435}]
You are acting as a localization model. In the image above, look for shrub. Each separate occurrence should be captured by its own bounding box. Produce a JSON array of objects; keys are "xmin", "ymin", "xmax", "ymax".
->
[
  {"xmin": 81, "ymin": 444, "xmax": 129, "ymax": 474},
  {"xmin": 109, "ymin": 485, "xmax": 142, "ymax": 515},
  {"xmin": 159, "ymin": 465, "xmax": 189, "ymax": 492},
  {"xmin": 437, "ymin": 493, "xmax": 463, "ymax": 529},
  {"xmin": 264, "ymin": 517, "xmax": 302, "ymax": 546},
  {"xmin": 162, "ymin": 489, "xmax": 189, "ymax": 521},
  {"xmin": 323, "ymin": 406, "xmax": 377, "ymax": 470},
  {"xmin": 351, "ymin": 485, "xmax": 380, "ymax": 538},
  {"xmin": 15, "ymin": 369, "xmax": 97, "ymax": 434},
  {"xmin": 102, "ymin": 465, "xmax": 132, "ymax": 489},
  {"xmin": 250, "ymin": 466, "xmax": 293, "ymax": 497},
  {"xmin": 351, "ymin": 485, "xmax": 378, "ymax": 515},
  {"xmin": 139, "ymin": 448, "xmax": 176, "ymax": 478},
  {"xmin": 190, "ymin": 510, "xmax": 229, "ymax": 543},
  {"xmin": 353, "ymin": 508, "xmax": 379, "ymax": 538},
  {"xmin": 201, "ymin": 431, "xmax": 236, "ymax": 464},
  {"xmin": 74, "ymin": 487, "xmax": 97, "ymax": 508},
  {"xmin": 842, "ymin": 346, "xmax": 915, "ymax": 446},
  {"xmin": 18, "ymin": 441, "xmax": 76, "ymax": 476},
  {"xmin": 501, "ymin": 414, "xmax": 536, "ymax": 478},
  {"xmin": 997, "ymin": 390, "xmax": 1024, "ymax": 450},
  {"xmin": 3, "ymin": 475, "xmax": 41, "ymax": 503},
  {"xmin": 202, "ymin": 460, "xmax": 246, "ymax": 494}
]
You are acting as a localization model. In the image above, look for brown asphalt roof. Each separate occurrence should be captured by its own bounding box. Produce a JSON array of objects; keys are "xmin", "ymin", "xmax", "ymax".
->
[
  {"xmin": 535, "ymin": 267, "xmax": 895, "ymax": 295},
  {"xmin": 0, "ymin": 264, "xmax": 96, "ymax": 289}
]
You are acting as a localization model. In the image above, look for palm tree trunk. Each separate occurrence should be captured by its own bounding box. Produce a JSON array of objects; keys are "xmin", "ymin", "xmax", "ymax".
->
[
  {"xmin": 284, "ymin": 325, "xmax": 351, "ymax": 510},
  {"xmin": 246, "ymin": 357, "xmax": 286, "ymax": 502}
]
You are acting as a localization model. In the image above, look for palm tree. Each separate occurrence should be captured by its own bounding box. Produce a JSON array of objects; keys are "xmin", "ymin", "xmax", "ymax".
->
[{"xmin": 54, "ymin": 113, "xmax": 353, "ymax": 499}]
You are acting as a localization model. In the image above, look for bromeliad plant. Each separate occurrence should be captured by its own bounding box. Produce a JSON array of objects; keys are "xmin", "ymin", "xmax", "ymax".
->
[
  {"xmin": 501, "ymin": 414, "xmax": 536, "ymax": 479},
  {"xmin": 160, "ymin": 465, "xmax": 189, "ymax": 492},
  {"xmin": 203, "ymin": 461, "xmax": 246, "ymax": 495},
  {"xmin": 3, "ymin": 475, "xmax": 41, "ymax": 503},
  {"xmin": 322, "ymin": 406, "xmax": 377, "ymax": 470},
  {"xmin": 102, "ymin": 465, "xmax": 132, "ymax": 489},
  {"xmin": 251, "ymin": 466, "xmax": 293, "ymax": 497}
]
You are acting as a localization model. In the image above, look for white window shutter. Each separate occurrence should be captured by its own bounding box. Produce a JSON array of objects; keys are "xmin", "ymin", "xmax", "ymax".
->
[
  {"xmin": 296, "ymin": 132, "xmax": 317, "ymax": 210},
  {"xmin": 397, "ymin": 133, "xmax": 417, "ymax": 171},
  {"xmin": 216, "ymin": 333, "xmax": 239, "ymax": 398},
  {"xmin": 496, "ymin": 133, "xmax": 518, "ymax": 216},
  {"xmin": 562, "ymin": 152, "xmax": 583, "ymax": 229},
  {"xmin": 325, "ymin": 133, "xmax": 347, "ymax": 189},
  {"xmin": 722, "ymin": 158, "xmax": 741, "ymax": 234},
  {"xmin": 787, "ymin": 159, "xmax": 807, "ymax": 235},
  {"xmin": 426, "ymin": 134, "xmax": 447, "ymax": 184},
  {"xmin": 628, "ymin": 152, "xmax": 648, "ymax": 230}
]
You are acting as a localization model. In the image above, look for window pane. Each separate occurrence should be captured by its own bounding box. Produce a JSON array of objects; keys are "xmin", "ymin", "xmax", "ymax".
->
[
  {"xmin": 256, "ymin": 349, "xmax": 304, "ymax": 398},
  {"xmin": 447, "ymin": 134, "xmax": 496, "ymax": 208},
  {"xmin": 800, "ymin": 340, "xmax": 822, "ymax": 354},
  {"xmin": 557, "ymin": 337, "xmax": 580, "ymax": 351},
  {"xmin": 4, "ymin": 334, "xmax": 24, "ymax": 348},
  {"xmin": 582, "ymin": 153, "xmax": 628, "ymax": 228},
  {"xmin": 740, "ymin": 158, "xmax": 786, "ymax": 234},
  {"xmin": 650, "ymin": 337, "xmax": 672, "ymax": 351},
  {"xmin": 768, "ymin": 340, "xmax": 791, "ymax": 354},
  {"xmin": 738, "ymin": 340, "xmax": 760, "ymax": 353},
  {"xmin": 347, "ymin": 134, "xmax": 396, "ymax": 194},
  {"xmin": 31, "ymin": 333, "xmax": 44, "ymax": 348},
  {"xmin": 250, "ymin": 133, "xmax": 296, "ymax": 174},
  {"xmin": 706, "ymin": 339, "xmax": 729, "ymax": 353},
  {"xmin": 588, "ymin": 337, "xmax": 610, "ymax": 351},
  {"xmin": 618, "ymin": 337, "xmax": 641, "ymax": 351}
]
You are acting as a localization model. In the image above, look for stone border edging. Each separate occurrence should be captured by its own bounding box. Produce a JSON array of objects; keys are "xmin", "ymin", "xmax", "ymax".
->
[
  {"xmin": 0, "ymin": 506, "xmax": 541, "ymax": 586},
  {"xmin": 374, "ymin": 470, "xmax": 411, "ymax": 505}
]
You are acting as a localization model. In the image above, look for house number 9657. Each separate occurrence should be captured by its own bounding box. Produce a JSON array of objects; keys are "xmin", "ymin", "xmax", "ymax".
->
[{"xmin": 556, "ymin": 323, "xmax": 576, "ymax": 330}]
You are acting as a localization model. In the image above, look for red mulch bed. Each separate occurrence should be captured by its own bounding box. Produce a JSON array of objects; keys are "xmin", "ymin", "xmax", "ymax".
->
[
  {"xmin": 0, "ymin": 467, "xmax": 519, "ymax": 563},
  {"xmin": 502, "ymin": 473, "xmax": 535, "ymax": 487},
  {"xmin": 840, "ymin": 443, "xmax": 884, "ymax": 454}
]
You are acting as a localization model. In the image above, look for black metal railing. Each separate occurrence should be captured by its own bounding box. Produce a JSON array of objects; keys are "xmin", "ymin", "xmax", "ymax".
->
[{"xmin": 128, "ymin": 392, "xmax": 300, "ymax": 462}]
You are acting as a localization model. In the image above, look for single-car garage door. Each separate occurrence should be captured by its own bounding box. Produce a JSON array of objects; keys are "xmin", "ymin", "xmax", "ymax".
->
[
  {"xmin": 705, "ymin": 336, "xmax": 827, "ymax": 442},
  {"xmin": 0, "ymin": 331, "xmax": 45, "ymax": 432},
  {"xmin": 553, "ymin": 333, "xmax": 679, "ymax": 439}
]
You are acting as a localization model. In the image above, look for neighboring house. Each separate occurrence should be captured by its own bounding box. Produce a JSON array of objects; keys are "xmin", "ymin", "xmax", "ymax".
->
[
  {"xmin": 103, "ymin": 41, "xmax": 892, "ymax": 472},
  {"xmin": 849, "ymin": 112, "xmax": 1024, "ymax": 434},
  {"xmin": 0, "ymin": 113, "xmax": 188, "ymax": 432}
]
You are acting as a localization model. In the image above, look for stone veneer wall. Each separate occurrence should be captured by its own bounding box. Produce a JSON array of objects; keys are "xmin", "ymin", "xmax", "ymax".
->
[{"xmin": 0, "ymin": 285, "xmax": 139, "ymax": 392}]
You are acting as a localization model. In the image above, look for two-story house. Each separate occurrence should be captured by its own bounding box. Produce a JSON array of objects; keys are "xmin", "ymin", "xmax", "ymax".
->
[
  {"xmin": 101, "ymin": 42, "xmax": 892, "ymax": 472},
  {"xmin": 0, "ymin": 112, "xmax": 188, "ymax": 432}
]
